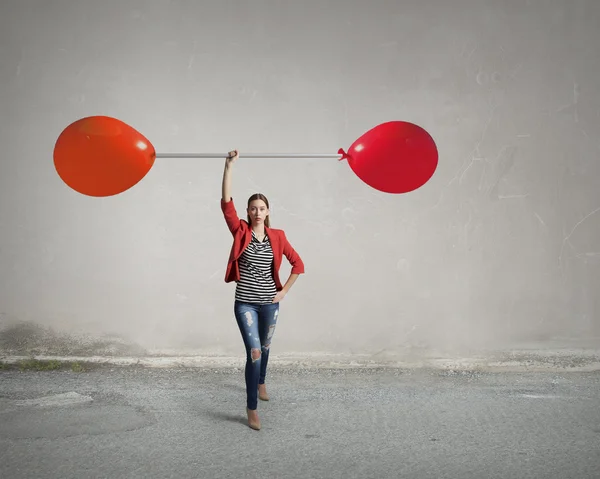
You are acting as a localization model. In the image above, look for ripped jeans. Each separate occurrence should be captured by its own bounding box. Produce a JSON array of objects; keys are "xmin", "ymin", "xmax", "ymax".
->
[{"xmin": 234, "ymin": 300, "xmax": 280, "ymax": 410}]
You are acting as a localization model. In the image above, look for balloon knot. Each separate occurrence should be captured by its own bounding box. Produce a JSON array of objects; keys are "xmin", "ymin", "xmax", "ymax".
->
[{"xmin": 337, "ymin": 148, "xmax": 349, "ymax": 161}]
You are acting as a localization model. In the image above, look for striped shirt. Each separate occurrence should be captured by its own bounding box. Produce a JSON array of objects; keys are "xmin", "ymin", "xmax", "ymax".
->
[{"xmin": 235, "ymin": 230, "xmax": 277, "ymax": 304}]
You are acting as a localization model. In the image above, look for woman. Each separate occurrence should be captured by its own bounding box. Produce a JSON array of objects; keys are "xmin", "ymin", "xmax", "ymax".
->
[{"xmin": 221, "ymin": 149, "xmax": 305, "ymax": 431}]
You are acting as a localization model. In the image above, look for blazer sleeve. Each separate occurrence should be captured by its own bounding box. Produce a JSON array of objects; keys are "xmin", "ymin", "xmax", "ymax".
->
[
  {"xmin": 221, "ymin": 197, "xmax": 242, "ymax": 234},
  {"xmin": 281, "ymin": 231, "xmax": 305, "ymax": 274}
]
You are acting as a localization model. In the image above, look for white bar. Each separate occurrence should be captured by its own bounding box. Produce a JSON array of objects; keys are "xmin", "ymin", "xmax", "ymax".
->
[{"xmin": 155, "ymin": 152, "xmax": 342, "ymax": 159}]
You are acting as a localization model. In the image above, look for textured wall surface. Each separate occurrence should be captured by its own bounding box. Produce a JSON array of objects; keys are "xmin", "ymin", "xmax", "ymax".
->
[{"xmin": 1, "ymin": 0, "xmax": 599, "ymax": 358}]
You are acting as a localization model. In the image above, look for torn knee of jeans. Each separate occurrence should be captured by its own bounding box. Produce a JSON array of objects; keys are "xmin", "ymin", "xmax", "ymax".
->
[{"xmin": 251, "ymin": 348, "xmax": 261, "ymax": 362}]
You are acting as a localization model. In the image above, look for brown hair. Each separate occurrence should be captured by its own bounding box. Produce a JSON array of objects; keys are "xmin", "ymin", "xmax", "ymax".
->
[{"xmin": 247, "ymin": 193, "xmax": 271, "ymax": 227}]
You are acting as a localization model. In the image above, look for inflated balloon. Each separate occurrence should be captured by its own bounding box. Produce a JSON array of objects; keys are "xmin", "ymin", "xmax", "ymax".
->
[
  {"xmin": 338, "ymin": 121, "xmax": 438, "ymax": 194},
  {"xmin": 54, "ymin": 116, "xmax": 156, "ymax": 197}
]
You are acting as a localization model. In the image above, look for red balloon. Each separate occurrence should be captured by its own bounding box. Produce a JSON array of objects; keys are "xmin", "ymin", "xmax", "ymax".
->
[
  {"xmin": 339, "ymin": 121, "xmax": 438, "ymax": 194},
  {"xmin": 54, "ymin": 116, "xmax": 156, "ymax": 197}
]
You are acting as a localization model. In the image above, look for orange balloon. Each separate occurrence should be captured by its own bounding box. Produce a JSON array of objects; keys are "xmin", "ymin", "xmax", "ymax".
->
[{"xmin": 53, "ymin": 116, "xmax": 156, "ymax": 197}]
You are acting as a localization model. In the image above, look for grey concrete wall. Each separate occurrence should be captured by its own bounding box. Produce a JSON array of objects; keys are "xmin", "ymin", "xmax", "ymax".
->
[{"xmin": 1, "ymin": 0, "xmax": 599, "ymax": 359}]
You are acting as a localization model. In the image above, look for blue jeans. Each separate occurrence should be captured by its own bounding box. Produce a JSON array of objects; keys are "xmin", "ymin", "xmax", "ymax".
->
[{"xmin": 234, "ymin": 300, "xmax": 280, "ymax": 410}]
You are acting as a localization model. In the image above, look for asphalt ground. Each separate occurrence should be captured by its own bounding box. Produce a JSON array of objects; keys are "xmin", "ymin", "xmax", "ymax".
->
[{"xmin": 1, "ymin": 364, "xmax": 599, "ymax": 478}]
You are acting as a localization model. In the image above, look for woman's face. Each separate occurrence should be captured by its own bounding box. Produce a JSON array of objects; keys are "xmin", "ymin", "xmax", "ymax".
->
[{"xmin": 247, "ymin": 199, "xmax": 269, "ymax": 225}]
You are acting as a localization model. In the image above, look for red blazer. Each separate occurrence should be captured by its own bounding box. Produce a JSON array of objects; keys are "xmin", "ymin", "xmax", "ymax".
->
[{"xmin": 221, "ymin": 198, "xmax": 305, "ymax": 291}]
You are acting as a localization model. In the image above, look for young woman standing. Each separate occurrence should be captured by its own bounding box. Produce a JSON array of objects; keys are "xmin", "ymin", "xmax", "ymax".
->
[{"xmin": 221, "ymin": 149, "xmax": 305, "ymax": 430}]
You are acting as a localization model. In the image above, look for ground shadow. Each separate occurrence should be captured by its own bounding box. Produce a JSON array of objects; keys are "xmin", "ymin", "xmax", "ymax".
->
[{"xmin": 204, "ymin": 409, "xmax": 247, "ymax": 427}]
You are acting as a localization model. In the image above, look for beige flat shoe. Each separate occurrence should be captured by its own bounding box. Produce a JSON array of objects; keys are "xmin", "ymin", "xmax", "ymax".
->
[{"xmin": 246, "ymin": 408, "xmax": 261, "ymax": 431}]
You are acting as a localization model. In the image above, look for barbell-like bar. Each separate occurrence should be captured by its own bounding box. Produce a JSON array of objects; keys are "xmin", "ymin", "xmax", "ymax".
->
[{"xmin": 155, "ymin": 152, "xmax": 344, "ymax": 159}]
